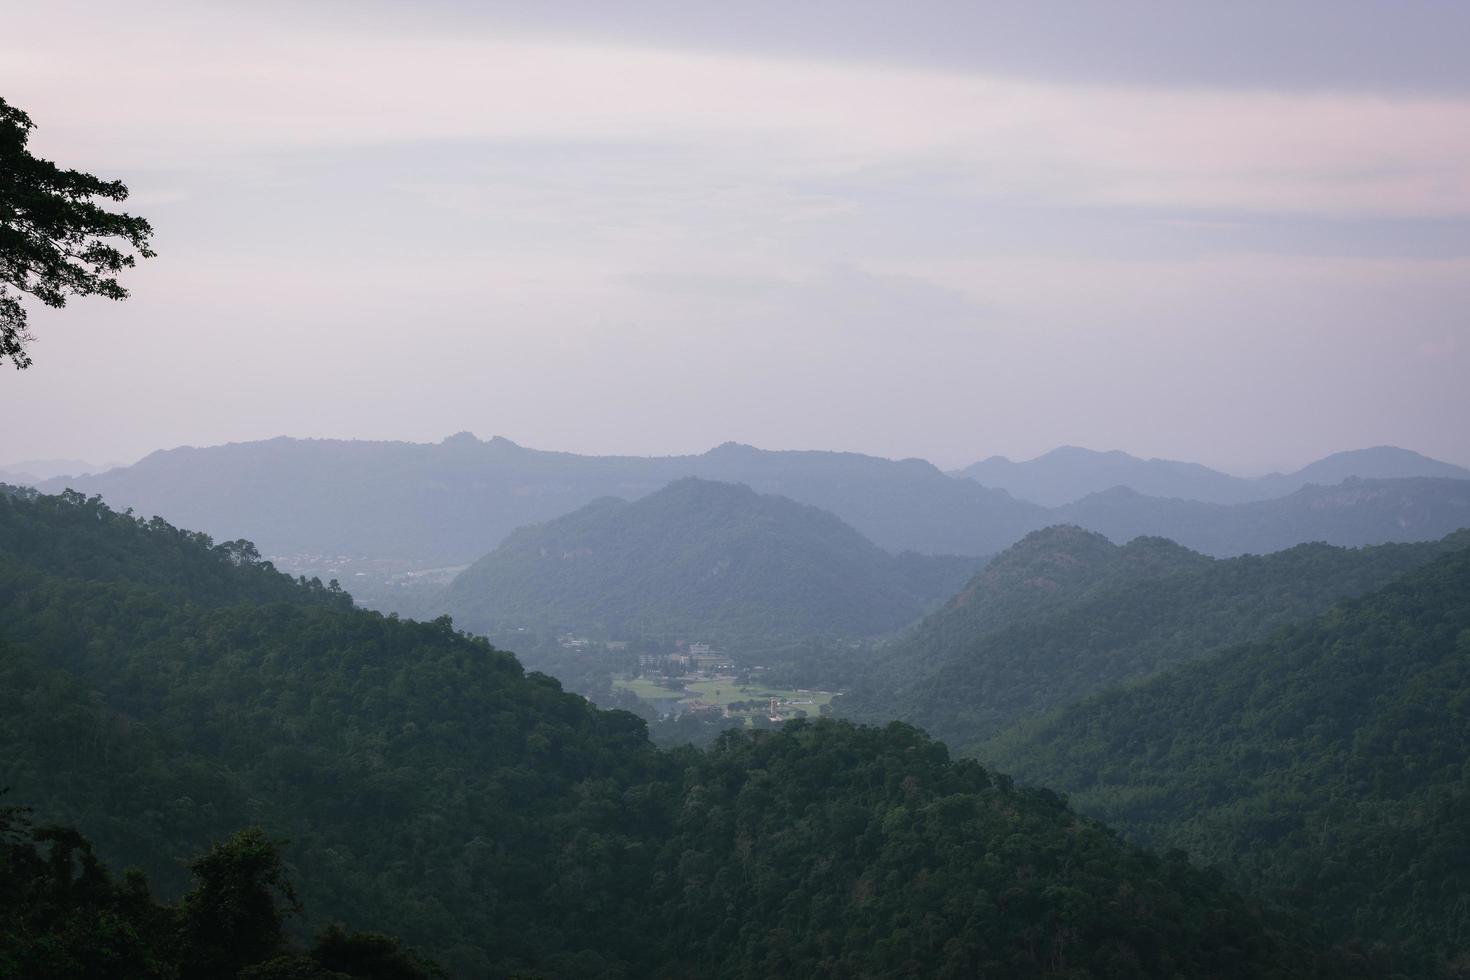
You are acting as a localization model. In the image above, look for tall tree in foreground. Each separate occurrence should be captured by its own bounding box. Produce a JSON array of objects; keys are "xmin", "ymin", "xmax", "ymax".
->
[
  {"xmin": 0, "ymin": 805, "xmax": 442, "ymax": 979},
  {"xmin": 0, "ymin": 95, "xmax": 154, "ymax": 370}
]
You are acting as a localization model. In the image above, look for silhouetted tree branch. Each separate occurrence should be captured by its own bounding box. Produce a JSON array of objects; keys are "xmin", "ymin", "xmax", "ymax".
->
[{"xmin": 0, "ymin": 95, "xmax": 155, "ymax": 370}]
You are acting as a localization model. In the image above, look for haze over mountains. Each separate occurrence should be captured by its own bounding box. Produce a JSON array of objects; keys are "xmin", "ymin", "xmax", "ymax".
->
[
  {"xmin": 0, "ymin": 457, "xmax": 111, "ymax": 484},
  {"xmin": 38, "ymin": 434, "xmax": 1042, "ymax": 563},
  {"xmin": 1057, "ymin": 477, "xmax": 1470, "ymax": 557},
  {"xmin": 34, "ymin": 434, "xmax": 1470, "ymax": 576},
  {"xmin": 959, "ymin": 445, "xmax": 1470, "ymax": 507},
  {"xmin": 441, "ymin": 477, "xmax": 981, "ymax": 643}
]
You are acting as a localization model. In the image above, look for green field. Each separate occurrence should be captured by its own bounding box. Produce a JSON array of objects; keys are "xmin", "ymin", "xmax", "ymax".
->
[
  {"xmin": 616, "ymin": 675, "xmax": 837, "ymax": 714},
  {"xmin": 681, "ymin": 678, "xmax": 836, "ymax": 709},
  {"xmin": 614, "ymin": 677, "xmax": 687, "ymax": 700}
]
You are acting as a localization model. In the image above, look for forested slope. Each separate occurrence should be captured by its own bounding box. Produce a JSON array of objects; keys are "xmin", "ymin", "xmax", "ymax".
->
[
  {"xmin": 441, "ymin": 477, "xmax": 981, "ymax": 643},
  {"xmin": 990, "ymin": 546, "xmax": 1470, "ymax": 975},
  {"xmin": 0, "ymin": 489, "xmax": 1361, "ymax": 978},
  {"xmin": 841, "ymin": 525, "xmax": 1470, "ymax": 752}
]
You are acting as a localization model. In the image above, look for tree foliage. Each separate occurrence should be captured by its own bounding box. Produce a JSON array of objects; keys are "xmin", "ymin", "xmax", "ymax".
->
[
  {"xmin": 0, "ymin": 806, "xmax": 440, "ymax": 979},
  {"xmin": 992, "ymin": 545, "xmax": 1470, "ymax": 975},
  {"xmin": 842, "ymin": 525, "xmax": 1469, "ymax": 752},
  {"xmin": 0, "ymin": 489, "xmax": 1359, "ymax": 977},
  {"xmin": 0, "ymin": 95, "xmax": 155, "ymax": 369}
]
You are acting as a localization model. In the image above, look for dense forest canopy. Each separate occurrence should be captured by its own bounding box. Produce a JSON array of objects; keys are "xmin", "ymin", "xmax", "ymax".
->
[
  {"xmin": 990, "ymin": 545, "xmax": 1470, "ymax": 975},
  {"xmin": 0, "ymin": 807, "xmax": 441, "ymax": 979},
  {"xmin": 0, "ymin": 488, "xmax": 1373, "ymax": 977},
  {"xmin": 840, "ymin": 524, "xmax": 1470, "ymax": 753}
]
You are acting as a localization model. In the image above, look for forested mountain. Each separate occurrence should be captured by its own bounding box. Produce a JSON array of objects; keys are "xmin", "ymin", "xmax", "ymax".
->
[
  {"xmin": 989, "ymin": 545, "xmax": 1470, "ymax": 975},
  {"xmin": 958, "ymin": 444, "xmax": 1469, "ymax": 507},
  {"xmin": 440, "ymin": 478, "xmax": 981, "ymax": 643},
  {"xmin": 39, "ymin": 433, "xmax": 1046, "ymax": 563},
  {"xmin": 840, "ymin": 525, "xmax": 1470, "ymax": 753},
  {"xmin": 1056, "ymin": 477, "xmax": 1470, "ymax": 557},
  {"xmin": 0, "ymin": 488, "xmax": 1366, "ymax": 977}
]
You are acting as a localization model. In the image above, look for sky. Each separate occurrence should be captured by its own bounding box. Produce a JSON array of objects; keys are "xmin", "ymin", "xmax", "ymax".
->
[{"xmin": 2, "ymin": 0, "xmax": 1468, "ymax": 475}]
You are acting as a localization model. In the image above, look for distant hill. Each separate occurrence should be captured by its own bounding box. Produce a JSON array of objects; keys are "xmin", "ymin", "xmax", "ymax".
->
[
  {"xmin": 43, "ymin": 433, "xmax": 1045, "ymax": 564},
  {"xmin": 958, "ymin": 444, "xmax": 1470, "ymax": 506},
  {"xmin": 840, "ymin": 525, "xmax": 1470, "ymax": 751},
  {"xmin": 1257, "ymin": 445, "xmax": 1470, "ymax": 495},
  {"xmin": 989, "ymin": 544, "xmax": 1470, "ymax": 974},
  {"xmin": 441, "ymin": 477, "xmax": 982, "ymax": 643},
  {"xmin": 0, "ymin": 457, "xmax": 109, "ymax": 484},
  {"xmin": 1057, "ymin": 476, "xmax": 1470, "ymax": 556},
  {"xmin": 958, "ymin": 446, "xmax": 1265, "ymax": 506}
]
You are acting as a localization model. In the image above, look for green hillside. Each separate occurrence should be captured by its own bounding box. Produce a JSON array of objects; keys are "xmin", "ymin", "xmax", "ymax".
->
[
  {"xmin": 0, "ymin": 488, "xmax": 1357, "ymax": 977},
  {"xmin": 989, "ymin": 545, "xmax": 1470, "ymax": 975},
  {"xmin": 841, "ymin": 525, "xmax": 1469, "ymax": 751},
  {"xmin": 441, "ymin": 477, "xmax": 982, "ymax": 644}
]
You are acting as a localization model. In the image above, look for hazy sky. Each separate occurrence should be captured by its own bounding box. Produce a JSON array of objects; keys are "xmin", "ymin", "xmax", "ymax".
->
[{"xmin": 3, "ymin": 0, "xmax": 1468, "ymax": 474}]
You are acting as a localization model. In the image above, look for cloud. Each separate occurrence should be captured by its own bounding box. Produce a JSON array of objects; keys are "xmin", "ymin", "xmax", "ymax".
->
[
  {"xmin": 6, "ymin": 4, "xmax": 1470, "ymax": 219},
  {"xmin": 4, "ymin": 2, "xmax": 1468, "ymax": 473}
]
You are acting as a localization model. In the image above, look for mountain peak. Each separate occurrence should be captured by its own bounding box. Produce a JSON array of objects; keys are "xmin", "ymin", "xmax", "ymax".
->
[
  {"xmin": 444, "ymin": 476, "xmax": 977, "ymax": 640},
  {"xmin": 1042, "ymin": 445, "xmax": 1136, "ymax": 462}
]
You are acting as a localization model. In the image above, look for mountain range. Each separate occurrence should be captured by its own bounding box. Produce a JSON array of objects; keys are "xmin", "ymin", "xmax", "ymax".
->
[
  {"xmin": 37, "ymin": 434, "xmax": 1043, "ymax": 563},
  {"xmin": 958, "ymin": 444, "xmax": 1470, "ymax": 507},
  {"xmin": 30, "ymin": 435, "xmax": 1470, "ymax": 572}
]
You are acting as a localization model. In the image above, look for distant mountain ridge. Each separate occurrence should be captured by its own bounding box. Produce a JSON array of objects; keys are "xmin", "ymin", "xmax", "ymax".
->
[
  {"xmin": 1057, "ymin": 476, "xmax": 1470, "ymax": 557},
  {"xmin": 41, "ymin": 434, "xmax": 1047, "ymax": 563},
  {"xmin": 0, "ymin": 457, "xmax": 110, "ymax": 484},
  {"xmin": 959, "ymin": 444, "xmax": 1470, "ymax": 506},
  {"xmin": 441, "ymin": 477, "xmax": 982, "ymax": 643},
  {"xmin": 38, "ymin": 434, "xmax": 1470, "ymax": 573}
]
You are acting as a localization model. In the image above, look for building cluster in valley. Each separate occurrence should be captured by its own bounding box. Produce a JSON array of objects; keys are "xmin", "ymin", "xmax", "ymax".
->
[{"xmin": 610, "ymin": 639, "xmax": 838, "ymax": 724}]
